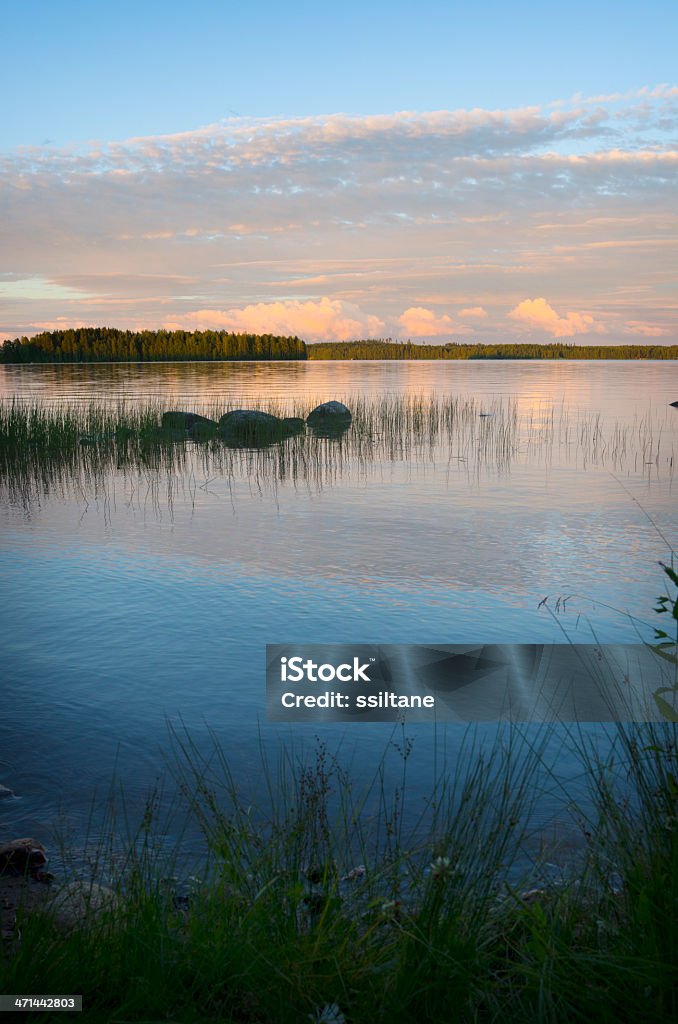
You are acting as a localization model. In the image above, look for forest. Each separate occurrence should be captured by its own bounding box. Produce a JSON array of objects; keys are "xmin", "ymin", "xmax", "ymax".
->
[
  {"xmin": 308, "ymin": 339, "xmax": 678, "ymax": 360},
  {"xmin": 0, "ymin": 327, "xmax": 308, "ymax": 363},
  {"xmin": 2, "ymin": 330, "xmax": 676, "ymax": 363}
]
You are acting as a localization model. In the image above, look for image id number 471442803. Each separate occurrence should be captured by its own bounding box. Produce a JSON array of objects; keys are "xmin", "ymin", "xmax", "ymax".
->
[{"xmin": 0, "ymin": 995, "xmax": 82, "ymax": 1012}]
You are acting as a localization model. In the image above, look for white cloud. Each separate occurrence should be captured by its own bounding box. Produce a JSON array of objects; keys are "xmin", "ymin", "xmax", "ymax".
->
[{"xmin": 459, "ymin": 306, "xmax": 487, "ymax": 319}]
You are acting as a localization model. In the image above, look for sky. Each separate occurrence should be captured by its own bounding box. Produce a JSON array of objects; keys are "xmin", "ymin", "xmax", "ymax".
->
[{"xmin": 1, "ymin": 0, "xmax": 677, "ymax": 344}]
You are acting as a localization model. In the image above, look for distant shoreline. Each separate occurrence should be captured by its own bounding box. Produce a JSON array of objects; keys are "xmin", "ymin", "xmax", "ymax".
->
[
  {"xmin": 308, "ymin": 340, "xmax": 678, "ymax": 361},
  {"xmin": 1, "ymin": 354, "xmax": 676, "ymax": 364},
  {"xmin": 0, "ymin": 328, "xmax": 676, "ymax": 364}
]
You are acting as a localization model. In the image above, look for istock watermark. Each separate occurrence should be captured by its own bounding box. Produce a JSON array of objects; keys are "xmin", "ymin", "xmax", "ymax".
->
[
  {"xmin": 280, "ymin": 655, "xmax": 374, "ymax": 683},
  {"xmin": 266, "ymin": 643, "xmax": 671, "ymax": 723}
]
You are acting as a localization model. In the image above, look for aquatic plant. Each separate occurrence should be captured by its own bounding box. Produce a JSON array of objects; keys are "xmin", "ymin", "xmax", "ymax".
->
[
  {"xmin": 2, "ymin": 718, "xmax": 677, "ymax": 1022},
  {"xmin": 1, "ymin": 395, "xmax": 673, "ymax": 510},
  {"xmin": 651, "ymin": 559, "xmax": 678, "ymax": 721}
]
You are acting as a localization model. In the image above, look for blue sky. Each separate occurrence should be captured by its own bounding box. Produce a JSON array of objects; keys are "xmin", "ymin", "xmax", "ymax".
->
[
  {"xmin": 4, "ymin": 0, "xmax": 677, "ymax": 148},
  {"xmin": 1, "ymin": 1, "xmax": 676, "ymax": 342}
]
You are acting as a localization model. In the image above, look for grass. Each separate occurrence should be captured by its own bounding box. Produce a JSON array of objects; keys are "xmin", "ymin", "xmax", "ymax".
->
[
  {"xmin": 1, "ymin": 719, "xmax": 677, "ymax": 1023},
  {"xmin": 1, "ymin": 395, "xmax": 674, "ymax": 507}
]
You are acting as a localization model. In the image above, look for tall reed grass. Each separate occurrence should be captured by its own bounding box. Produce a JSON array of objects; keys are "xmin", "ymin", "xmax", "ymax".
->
[
  {"xmin": 2, "ymin": 719, "xmax": 677, "ymax": 1022},
  {"xmin": 1, "ymin": 396, "xmax": 674, "ymax": 508}
]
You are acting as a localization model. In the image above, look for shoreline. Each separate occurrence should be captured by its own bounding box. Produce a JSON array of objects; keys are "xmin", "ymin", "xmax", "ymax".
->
[{"xmin": 1, "ymin": 719, "xmax": 677, "ymax": 1022}]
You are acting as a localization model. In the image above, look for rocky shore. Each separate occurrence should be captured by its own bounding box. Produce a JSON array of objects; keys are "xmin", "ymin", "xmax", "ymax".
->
[{"xmin": 0, "ymin": 838, "xmax": 121, "ymax": 946}]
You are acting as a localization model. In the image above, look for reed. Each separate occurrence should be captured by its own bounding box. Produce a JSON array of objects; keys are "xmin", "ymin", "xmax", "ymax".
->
[
  {"xmin": 1, "ymin": 715, "xmax": 677, "ymax": 1022},
  {"xmin": 1, "ymin": 396, "xmax": 674, "ymax": 508}
]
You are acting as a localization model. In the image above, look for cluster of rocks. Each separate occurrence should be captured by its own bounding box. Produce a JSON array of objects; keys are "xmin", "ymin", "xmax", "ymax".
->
[
  {"xmin": 0, "ymin": 837, "xmax": 118, "ymax": 942},
  {"xmin": 159, "ymin": 400, "xmax": 352, "ymax": 444},
  {"xmin": 79, "ymin": 402, "xmax": 353, "ymax": 447}
]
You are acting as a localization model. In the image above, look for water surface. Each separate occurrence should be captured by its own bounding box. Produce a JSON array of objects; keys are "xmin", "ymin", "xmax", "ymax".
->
[{"xmin": 1, "ymin": 360, "xmax": 676, "ymax": 870}]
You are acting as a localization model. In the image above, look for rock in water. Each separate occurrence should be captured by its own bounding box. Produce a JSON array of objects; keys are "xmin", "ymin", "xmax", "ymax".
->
[
  {"xmin": 48, "ymin": 881, "xmax": 118, "ymax": 931},
  {"xmin": 188, "ymin": 418, "xmax": 219, "ymax": 440},
  {"xmin": 306, "ymin": 401, "xmax": 352, "ymax": 425},
  {"xmin": 306, "ymin": 401, "xmax": 352, "ymax": 438},
  {"xmin": 219, "ymin": 409, "xmax": 296, "ymax": 444},
  {"xmin": 219, "ymin": 409, "xmax": 281, "ymax": 429},
  {"xmin": 281, "ymin": 416, "xmax": 305, "ymax": 436},
  {"xmin": 161, "ymin": 411, "xmax": 217, "ymax": 430},
  {"xmin": 0, "ymin": 838, "xmax": 48, "ymax": 877}
]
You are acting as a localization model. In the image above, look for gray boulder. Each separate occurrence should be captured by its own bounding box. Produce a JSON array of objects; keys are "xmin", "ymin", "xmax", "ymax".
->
[
  {"xmin": 306, "ymin": 401, "xmax": 352, "ymax": 438},
  {"xmin": 219, "ymin": 409, "xmax": 282, "ymax": 430},
  {"xmin": 219, "ymin": 409, "xmax": 301, "ymax": 444},
  {"xmin": 188, "ymin": 418, "xmax": 219, "ymax": 440},
  {"xmin": 306, "ymin": 401, "xmax": 352, "ymax": 425},
  {"xmin": 47, "ymin": 881, "xmax": 118, "ymax": 932},
  {"xmin": 161, "ymin": 411, "xmax": 216, "ymax": 430},
  {"xmin": 0, "ymin": 838, "xmax": 48, "ymax": 877},
  {"xmin": 281, "ymin": 416, "xmax": 305, "ymax": 436}
]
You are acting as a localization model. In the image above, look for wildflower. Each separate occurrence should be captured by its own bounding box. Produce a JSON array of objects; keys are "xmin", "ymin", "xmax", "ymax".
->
[{"xmin": 429, "ymin": 855, "xmax": 456, "ymax": 881}]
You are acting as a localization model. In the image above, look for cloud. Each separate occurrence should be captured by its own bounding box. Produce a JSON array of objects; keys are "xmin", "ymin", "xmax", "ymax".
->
[
  {"xmin": 165, "ymin": 298, "xmax": 385, "ymax": 341},
  {"xmin": 1, "ymin": 90, "xmax": 677, "ymax": 341},
  {"xmin": 508, "ymin": 298, "xmax": 606, "ymax": 338},
  {"xmin": 28, "ymin": 318, "xmax": 95, "ymax": 331},
  {"xmin": 624, "ymin": 320, "xmax": 670, "ymax": 337},
  {"xmin": 459, "ymin": 306, "xmax": 487, "ymax": 319},
  {"xmin": 398, "ymin": 307, "xmax": 458, "ymax": 337}
]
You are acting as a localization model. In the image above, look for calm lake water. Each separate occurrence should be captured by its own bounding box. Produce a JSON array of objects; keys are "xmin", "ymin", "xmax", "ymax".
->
[{"xmin": 1, "ymin": 360, "xmax": 677, "ymax": 873}]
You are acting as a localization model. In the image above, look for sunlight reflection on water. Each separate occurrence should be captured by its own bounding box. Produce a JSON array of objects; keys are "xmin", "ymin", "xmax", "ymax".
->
[{"xmin": 1, "ymin": 360, "xmax": 676, "ymax": 873}]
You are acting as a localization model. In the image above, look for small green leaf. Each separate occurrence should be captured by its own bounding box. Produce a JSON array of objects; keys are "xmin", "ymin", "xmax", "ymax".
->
[
  {"xmin": 653, "ymin": 689, "xmax": 678, "ymax": 722},
  {"xmin": 649, "ymin": 645, "xmax": 678, "ymax": 666},
  {"xmin": 660, "ymin": 563, "xmax": 678, "ymax": 586}
]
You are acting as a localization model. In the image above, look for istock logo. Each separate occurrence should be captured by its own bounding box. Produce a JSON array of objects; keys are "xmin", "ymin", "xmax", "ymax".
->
[{"xmin": 281, "ymin": 656, "xmax": 373, "ymax": 683}]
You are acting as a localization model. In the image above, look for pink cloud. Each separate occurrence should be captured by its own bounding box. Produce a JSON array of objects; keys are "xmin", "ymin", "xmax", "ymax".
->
[
  {"xmin": 28, "ymin": 319, "xmax": 95, "ymax": 331},
  {"xmin": 398, "ymin": 306, "xmax": 457, "ymax": 336},
  {"xmin": 508, "ymin": 297, "xmax": 606, "ymax": 338},
  {"xmin": 625, "ymin": 320, "xmax": 670, "ymax": 337},
  {"xmin": 164, "ymin": 298, "xmax": 385, "ymax": 341}
]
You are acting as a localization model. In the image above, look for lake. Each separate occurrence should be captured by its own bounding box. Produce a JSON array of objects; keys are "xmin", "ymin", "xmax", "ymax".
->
[{"xmin": 1, "ymin": 359, "xmax": 676, "ymax": 875}]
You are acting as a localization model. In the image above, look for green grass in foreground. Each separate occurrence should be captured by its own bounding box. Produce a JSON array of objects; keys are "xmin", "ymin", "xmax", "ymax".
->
[{"xmin": 2, "ymin": 721, "xmax": 677, "ymax": 1023}]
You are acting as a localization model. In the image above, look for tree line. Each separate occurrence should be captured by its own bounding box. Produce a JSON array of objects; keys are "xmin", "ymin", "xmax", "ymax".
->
[
  {"xmin": 0, "ymin": 327, "xmax": 308, "ymax": 363},
  {"xmin": 308, "ymin": 339, "xmax": 678, "ymax": 360},
  {"xmin": 2, "ymin": 330, "xmax": 676, "ymax": 363}
]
